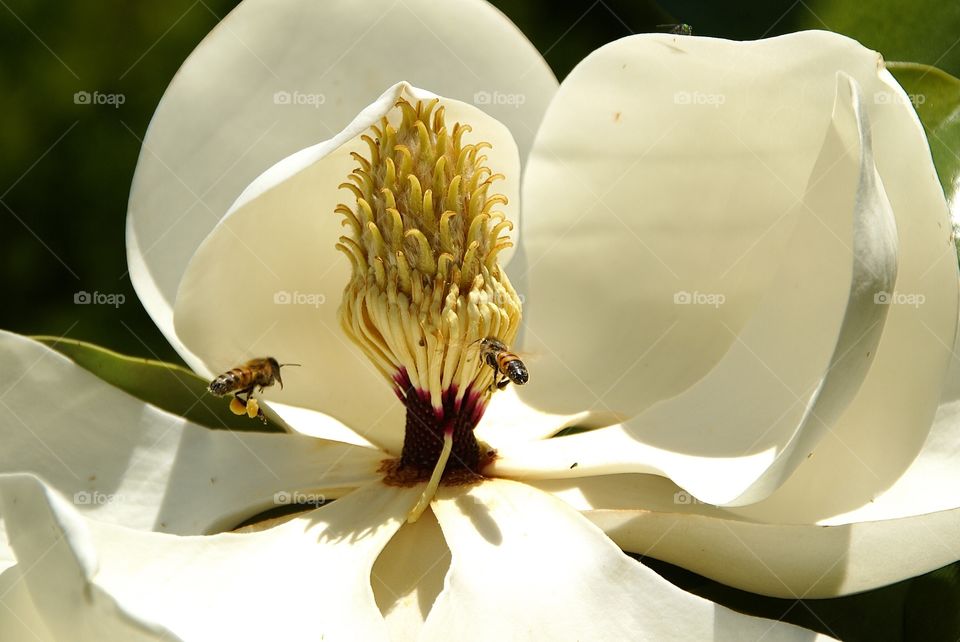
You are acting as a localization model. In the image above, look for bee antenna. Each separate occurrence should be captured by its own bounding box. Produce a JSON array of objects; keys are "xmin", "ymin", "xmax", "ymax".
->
[{"xmin": 279, "ymin": 363, "xmax": 302, "ymax": 368}]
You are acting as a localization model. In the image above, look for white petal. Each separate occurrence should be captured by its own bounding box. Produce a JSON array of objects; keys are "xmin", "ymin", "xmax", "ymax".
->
[
  {"xmin": 173, "ymin": 82, "xmax": 520, "ymax": 454},
  {"xmin": 534, "ymin": 471, "xmax": 960, "ymax": 599},
  {"xmin": 726, "ymin": 65, "xmax": 959, "ymax": 524},
  {"xmin": 0, "ymin": 565, "xmax": 54, "ymax": 642},
  {"xmin": 127, "ymin": 0, "xmax": 556, "ymax": 364},
  {"xmin": 537, "ymin": 326, "xmax": 960, "ymax": 599},
  {"xmin": 517, "ymin": 341, "xmax": 960, "ymax": 598},
  {"xmin": 474, "ymin": 385, "xmax": 587, "ymax": 446},
  {"xmin": 521, "ymin": 31, "xmax": 953, "ymax": 436},
  {"xmin": 1, "ymin": 474, "xmax": 417, "ymax": 641},
  {"xmin": 423, "ymin": 480, "xmax": 829, "ymax": 640},
  {"xmin": 0, "ymin": 330, "xmax": 383, "ymax": 538},
  {"xmin": 372, "ymin": 509, "xmax": 450, "ymax": 641},
  {"xmin": 502, "ymin": 65, "xmax": 900, "ymax": 505}
]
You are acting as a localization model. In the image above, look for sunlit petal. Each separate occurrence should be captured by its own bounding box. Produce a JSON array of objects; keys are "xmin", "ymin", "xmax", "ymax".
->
[
  {"xmin": 128, "ymin": 0, "xmax": 556, "ymax": 366},
  {"xmin": 1, "ymin": 474, "xmax": 417, "ymax": 641}
]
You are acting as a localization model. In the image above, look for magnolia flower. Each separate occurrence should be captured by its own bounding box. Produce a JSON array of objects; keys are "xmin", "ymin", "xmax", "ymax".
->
[{"xmin": 2, "ymin": 0, "xmax": 958, "ymax": 640}]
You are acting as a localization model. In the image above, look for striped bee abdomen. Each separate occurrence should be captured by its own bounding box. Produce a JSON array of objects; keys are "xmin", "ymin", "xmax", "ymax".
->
[
  {"xmin": 208, "ymin": 368, "xmax": 254, "ymax": 396},
  {"xmin": 497, "ymin": 353, "xmax": 528, "ymax": 385}
]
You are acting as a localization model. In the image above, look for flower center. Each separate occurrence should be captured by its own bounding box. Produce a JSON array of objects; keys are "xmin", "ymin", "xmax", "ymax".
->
[{"xmin": 335, "ymin": 97, "xmax": 521, "ymax": 506}]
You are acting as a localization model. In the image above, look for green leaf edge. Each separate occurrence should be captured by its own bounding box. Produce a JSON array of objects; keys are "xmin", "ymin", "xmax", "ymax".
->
[{"xmin": 33, "ymin": 335, "xmax": 285, "ymax": 433}]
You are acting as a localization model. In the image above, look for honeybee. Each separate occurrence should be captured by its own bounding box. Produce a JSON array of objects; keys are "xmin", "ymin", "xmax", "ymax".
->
[
  {"xmin": 477, "ymin": 337, "xmax": 528, "ymax": 391},
  {"xmin": 208, "ymin": 358, "xmax": 299, "ymax": 423}
]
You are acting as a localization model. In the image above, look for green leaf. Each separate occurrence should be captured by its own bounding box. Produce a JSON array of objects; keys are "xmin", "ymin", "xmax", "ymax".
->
[
  {"xmin": 887, "ymin": 62, "xmax": 960, "ymax": 228},
  {"xmin": 798, "ymin": 0, "xmax": 960, "ymax": 78},
  {"xmin": 34, "ymin": 336, "xmax": 284, "ymax": 433}
]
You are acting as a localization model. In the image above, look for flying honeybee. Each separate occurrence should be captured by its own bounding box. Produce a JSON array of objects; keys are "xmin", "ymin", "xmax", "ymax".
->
[
  {"xmin": 477, "ymin": 337, "xmax": 529, "ymax": 392},
  {"xmin": 208, "ymin": 357, "xmax": 299, "ymax": 422}
]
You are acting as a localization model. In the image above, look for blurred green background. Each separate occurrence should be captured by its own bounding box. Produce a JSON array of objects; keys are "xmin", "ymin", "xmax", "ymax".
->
[{"xmin": 2, "ymin": 1, "xmax": 959, "ymax": 639}]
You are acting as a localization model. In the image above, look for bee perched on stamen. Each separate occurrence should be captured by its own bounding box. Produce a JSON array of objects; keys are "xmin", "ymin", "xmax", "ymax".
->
[
  {"xmin": 207, "ymin": 357, "xmax": 299, "ymax": 423},
  {"xmin": 477, "ymin": 337, "xmax": 528, "ymax": 392}
]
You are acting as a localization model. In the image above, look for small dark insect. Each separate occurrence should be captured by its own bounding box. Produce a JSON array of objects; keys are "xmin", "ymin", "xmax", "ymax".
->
[
  {"xmin": 570, "ymin": 462, "xmax": 579, "ymax": 469},
  {"xmin": 657, "ymin": 23, "xmax": 694, "ymax": 36},
  {"xmin": 477, "ymin": 337, "xmax": 528, "ymax": 392},
  {"xmin": 208, "ymin": 358, "xmax": 299, "ymax": 422}
]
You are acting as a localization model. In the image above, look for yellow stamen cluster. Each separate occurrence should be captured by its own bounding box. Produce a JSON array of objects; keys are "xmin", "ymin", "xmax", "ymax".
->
[{"xmin": 336, "ymin": 98, "xmax": 521, "ymax": 408}]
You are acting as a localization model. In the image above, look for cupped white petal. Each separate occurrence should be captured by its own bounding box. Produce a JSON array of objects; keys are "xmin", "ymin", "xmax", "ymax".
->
[
  {"xmin": 0, "ymin": 331, "xmax": 383, "ymax": 539},
  {"xmin": 0, "ymin": 474, "xmax": 417, "ymax": 641},
  {"xmin": 521, "ymin": 31, "xmax": 954, "ymax": 441},
  {"xmin": 501, "ymin": 66, "xmax": 900, "ymax": 506},
  {"xmin": 173, "ymin": 82, "xmax": 520, "ymax": 454},
  {"xmin": 422, "ymin": 480, "xmax": 830, "ymax": 640},
  {"xmin": 127, "ymin": 0, "xmax": 556, "ymax": 364}
]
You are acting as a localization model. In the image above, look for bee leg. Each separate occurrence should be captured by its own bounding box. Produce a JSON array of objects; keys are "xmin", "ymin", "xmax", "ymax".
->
[
  {"xmin": 238, "ymin": 385, "xmax": 257, "ymax": 400},
  {"xmin": 247, "ymin": 386, "xmax": 268, "ymax": 423},
  {"xmin": 496, "ymin": 375, "xmax": 511, "ymax": 390}
]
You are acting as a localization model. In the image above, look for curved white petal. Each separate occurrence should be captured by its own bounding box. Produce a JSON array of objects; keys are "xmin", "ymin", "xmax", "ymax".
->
[
  {"xmin": 728, "ymin": 64, "xmax": 959, "ymax": 523},
  {"xmin": 423, "ymin": 480, "xmax": 829, "ymax": 640},
  {"xmin": 173, "ymin": 82, "xmax": 520, "ymax": 454},
  {"xmin": 0, "ymin": 474, "xmax": 417, "ymax": 641},
  {"xmin": 0, "ymin": 331, "xmax": 383, "ymax": 539},
  {"xmin": 127, "ymin": 0, "xmax": 556, "ymax": 364},
  {"xmin": 500, "ymin": 67, "xmax": 900, "ymax": 505}
]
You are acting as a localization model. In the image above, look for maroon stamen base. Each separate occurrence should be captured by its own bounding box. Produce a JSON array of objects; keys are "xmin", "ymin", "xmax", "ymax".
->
[{"xmin": 389, "ymin": 369, "xmax": 488, "ymax": 481}]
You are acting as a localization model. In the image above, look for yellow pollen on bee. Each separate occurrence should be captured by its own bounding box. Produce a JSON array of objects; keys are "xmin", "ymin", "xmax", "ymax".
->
[
  {"xmin": 245, "ymin": 398, "xmax": 261, "ymax": 419},
  {"xmin": 229, "ymin": 397, "xmax": 247, "ymax": 415}
]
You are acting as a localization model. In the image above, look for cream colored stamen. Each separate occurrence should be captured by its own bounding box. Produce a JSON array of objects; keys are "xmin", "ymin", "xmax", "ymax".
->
[
  {"xmin": 335, "ymin": 97, "xmax": 522, "ymax": 520},
  {"xmin": 336, "ymin": 97, "xmax": 521, "ymax": 409}
]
